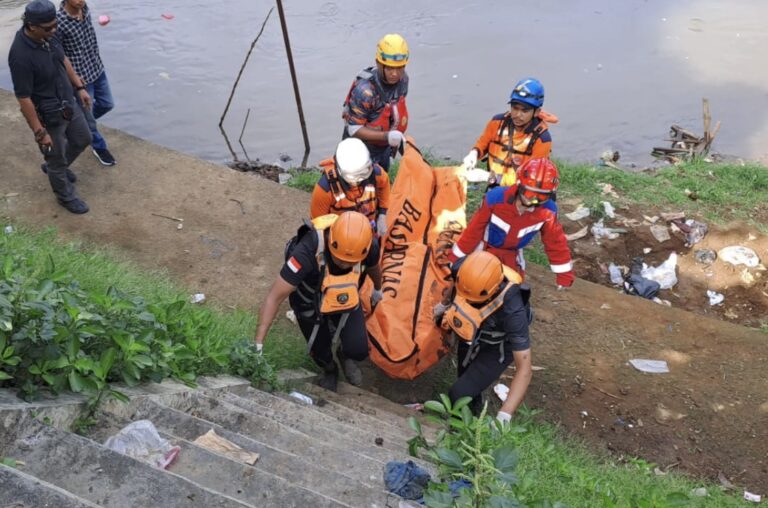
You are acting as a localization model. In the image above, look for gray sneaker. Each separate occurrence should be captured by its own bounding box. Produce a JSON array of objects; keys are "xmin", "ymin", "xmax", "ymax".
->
[{"xmin": 337, "ymin": 346, "xmax": 362, "ymax": 386}]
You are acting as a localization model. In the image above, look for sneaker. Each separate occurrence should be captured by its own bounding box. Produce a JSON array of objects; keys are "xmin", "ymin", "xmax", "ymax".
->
[
  {"xmin": 337, "ymin": 346, "xmax": 362, "ymax": 386},
  {"xmin": 58, "ymin": 198, "xmax": 89, "ymax": 214},
  {"xmin": 92, "ymin": 148, "xmax": 116, "ymax": 166},
  {"xmin": 316, "ymin": 361, "xmax": 339, "ymax": 392},
  {"xmin": 41, "ymin": 163, "xmax": 77, "ymax": 183}
]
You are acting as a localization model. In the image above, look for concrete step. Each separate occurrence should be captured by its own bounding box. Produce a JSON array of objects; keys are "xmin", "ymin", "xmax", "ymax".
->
[
  {"xmin": 229, "ymin": 384, "xmax": 409, "ymax": 445},
  {"xmin": 298, "ymin": 381, "xmax": 436, "ymax": 437},
  {"xmin": 93, "ymin": 401, "xmax": 397, "ymax": 507},
  {"xmin": 0, "ymin": 464, "xmax": 100, "ymax": 508},
  {"xmin": 218, "ymin": 388, "xmax": 407, "ymax": 453},
  {"xmin": 147, "ymin": 391, "xmax": 401, "ymax": 478},
  {"xmin": 0, "ymin": 419, "xmax": 252, "ymax": 508}
]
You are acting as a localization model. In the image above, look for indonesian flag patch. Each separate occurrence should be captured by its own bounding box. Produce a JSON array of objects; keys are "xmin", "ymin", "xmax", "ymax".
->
[{"xmin": 287, "ymin": 257, "xmax": 302, "ymax": 273}]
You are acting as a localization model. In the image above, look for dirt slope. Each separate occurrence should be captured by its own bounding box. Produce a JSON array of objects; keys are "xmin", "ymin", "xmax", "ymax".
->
[{"xmin": 1, "ymin": 90, "xmax": 765, "ymax": 492}]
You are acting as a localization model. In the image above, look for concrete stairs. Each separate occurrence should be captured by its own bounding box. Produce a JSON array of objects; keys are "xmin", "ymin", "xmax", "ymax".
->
[{"xmin": 0, "ymin": 374, "xmax": 433, "ymax": 507}]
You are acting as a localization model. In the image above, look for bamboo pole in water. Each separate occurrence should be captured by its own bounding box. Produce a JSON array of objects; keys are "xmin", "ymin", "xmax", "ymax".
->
[{"xmin": 276, "ymin": 0, "xmax": 311, "ymax": 167}]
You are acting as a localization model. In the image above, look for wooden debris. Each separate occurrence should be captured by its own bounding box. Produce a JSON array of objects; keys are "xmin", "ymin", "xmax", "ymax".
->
[{"xmin": 652, "ymin": 99, "xmax": 721, "ymax": 163}]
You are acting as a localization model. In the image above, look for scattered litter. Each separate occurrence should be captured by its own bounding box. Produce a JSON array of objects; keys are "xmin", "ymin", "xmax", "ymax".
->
[
  {"xmin": 161, "ymin": 13, "xmax": 175, "ymax": 20},
  {"xmin": 384, "ymin": 461, "xmax": 431, "ymax": 500},
  {"xmin": 598, "ymin": 150, "xmax": 621, "ymax": 169},
  {"xmin": 375, "ymin": 437, "xmax": 384, "ymax": 446},
  {"xmin": 288, "ymin": 391, "xmax": 313, "ymax": 405},
  {"xmin": 104, "ymin": 420, "xmax": 180, "ymax": 469},
  {"xmin": 3, "ymin": 226, "xmax": 13, "ymax": 234},
  {"xmin": 652, "ymin": 297, "xmax": 671, "ymax": 306},
  {"xmin": 608, "ymin": 263, "xmax": 624, "ymax": 285},
  {"xmin": 694, "ymin": 249, "xmax": 717, "ymax": 265},
  {"xmin": 652, "ymin": 102, "xmax": 720, "ymax": 163},
  {"xmin": 643, "ymin": 215, "xmax": 659, "ymax": 224},
  {"xmin": 643, "ymin": 247, "xmax": 652, "ymax": 254},
  {"xmin": 285, "ymin": 309, "xmax": 297, "ymax": 324},
  {"xmin": 403, "ymin": 403, "xmax": 424, "ymax": 411},
  {"xmin": 600, "ymin": 303, "xmax": 611, "ymax": 310},
  {"xmin": 707, "ymin": 290, "xmax": 724, "ymax": 306},
  {"xmin": 565, "ymin": 206, "xmax": 590, "ymax": 221},
  {"xmin": 580, "ymin": 410, "xmax": 589, "ymax": 417},
  {"xmin": 741, "ymin": 269, "xmax": 756, "ymax": 285},
  {"xmin": 190, "ymin": 293, "xmax": 206, "ymax": 304},
  {"xmin": 98, "ymin": 14, "xmax": 110, "ymax": 26},
  {"xmin": 641, "ymin": 252, "xmax": 678, "ymax": 289},
  {"xmin": 655, "ymin": 404, "xmax": 686, "ymax": 424},
  {"xmin": 661, "ymin": 212, "xmax": 686, "ymax": 221},
  {"xmin": 747, "ymin": 233, "xmax": 757, "ymax": 241},
  {"xmin": 278, "ymin": 173, "xmax": 292, "ymax": 185},
  {"xmin": 650, "ymin": 224, "xmax": 671, "ymax": 243},
  {"xmin": 717, "ymin": 472, "xmax": 736, "ymax": 490},
  {"xmin": 602, "ymin": 201, "xmax": 616, "ymax": 218},
  {"xmin": 690, "ymin": 487, "xmax": 708, "ymax": 497},
  {"xmin": 565, "ymin": 226, "xmax": 589, "ymax": 241},
  {"xmin": 744, "ymin": 491, "xmax": 762, "ymax": 503},
  {"xmin": 192, "ymin": 429, "xmax": 259, "ymax": 465},
  {"xmin": 672, "ymin": 219, "xmax": 707, "ymax": 246},
  {"xmin": 598, "ymin": 183, "xmax": 620, "ymax": 198},
  {"xmin": 591, "ymin": 219, "xmax": 626, "ymax": 240},
  {"xmin": 176, "ymin": 223, "xmax": 183, "ymax": 230},
  {"xmin": 719, "ymin": 246, "xmax": 760, "ymax": 267},
  {"xmin": 493, "ymin": 383, "xmax": 509, "ymax": 401},
  {"xmin": 624, "ymin": 273, "xmax": 660, "ymax": 299},
  {"xmin": 629, "ymin": 359, "xmax": 670, "ymax": 374}
]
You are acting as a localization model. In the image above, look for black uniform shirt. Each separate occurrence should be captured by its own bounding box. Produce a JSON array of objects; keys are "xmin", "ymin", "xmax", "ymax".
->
[
  {"xmin": 8, "ymin": 28, "xmax": 74, "ymax": 109},
  {"xmin": 281, "ymin": 230, "xmax": 380, "ymax": 291}
]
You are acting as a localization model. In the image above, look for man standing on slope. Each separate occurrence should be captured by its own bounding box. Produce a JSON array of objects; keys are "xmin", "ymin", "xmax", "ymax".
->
[
  {"xmin": 342, "ymin": 33, "xmax": 409, "ymax": 171},
  {"xmin": 57, "ymin": 0, "xmax": 117, "ymax": 166}
]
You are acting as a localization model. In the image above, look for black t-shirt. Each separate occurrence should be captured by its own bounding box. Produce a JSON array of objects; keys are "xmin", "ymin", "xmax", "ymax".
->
[
  {"xmin": 281, "ymin": 229, "xmax": 380, "ymax": 291},
  {"xmin": 450, "ymin": 258, "xmax": 530, "ymax": 351},
  {"xmin": 7, "ymin": 29, "xmax": 75, "ymax": 110}
]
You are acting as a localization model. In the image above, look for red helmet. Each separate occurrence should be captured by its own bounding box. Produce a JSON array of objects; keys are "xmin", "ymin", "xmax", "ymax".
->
[{"xmin": 516, "ymin": 158, "xmax": 559, "ymax": 205}]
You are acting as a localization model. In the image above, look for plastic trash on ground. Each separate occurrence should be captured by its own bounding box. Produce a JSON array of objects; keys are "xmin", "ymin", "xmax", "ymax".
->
[
  {"xmin": 608, "ymin": 263, "xmax": 624, "ymax": 285},
  {"xmin": 285, "ymin": 309, "xmax": 297, "ymax": 324},
  {"xmin": 493, "ymin": 383, "xmax": 509, "ymax": 401},
  {"xmin": 288, "ymin": 391, "xmax": 313, "ymax": 405},
  {"xmin": 192, "ymin": 429, "xmax": 259, "ymax": 465},
  {"xmin": 565, "ymin": 206, "xmax": 590, "ymax": 221},
  {"xmin": 641, "ymin": 252, "xmax": 678, "ymax": 289},
  {"xmin": 104, "ymin": 420, "xmax": 180, "ymax": 469},
  {"xmin": 719, "ymin": 246, "xmax": 760, "ymax": 267},
  {"xmin": 707, "ymin": 290, "xmax": 724, "ymax": 306},
  {"xmin": 565, "ymin": 226, "xmax": 589, "ymax": 241},
  {"xmin": 744, "ymin": 491, "xmax": 762, "ymax": 503},
  {"xmin": 694, "ymin": 249, "xmax": 717, "ymax": 265},
  {"xmin": 602, "ymin": 201, "xmax": 616, "ymax": 218},
  {"xmin": 384, "ymin": 461, "xmax": 431, "ymax": 500},
  {"xmin": 591, "ymin": 219, "xmax": 625, "ymax": 240},
  {"xmin": 3, "ymin": 226, "xmax": 13, "ymax": 234},
  {"xmin": 629, "ymin": 359, "xmax": 669, "ymax": 374},
  {"xmin": 190, "ymin": 293, "xmax": 205, "ymax": 304},
  {"xmin": 649, "ymin": 224, "xmax": 670, "ymax": 243}
]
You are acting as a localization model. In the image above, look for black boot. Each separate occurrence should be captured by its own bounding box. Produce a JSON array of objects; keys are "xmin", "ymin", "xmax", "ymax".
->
[
  {"xmin": 316, "ymin": 359, "xmax": 339, "ymax": 392},
  {"xmin": 336, "ymin": 345, "xmax": 363, "ymax": 386}
]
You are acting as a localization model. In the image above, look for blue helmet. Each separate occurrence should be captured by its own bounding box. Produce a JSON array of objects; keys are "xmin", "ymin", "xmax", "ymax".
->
[{"xmin": 509, "ymin": 78, "xmax": 544, "ymax": 109}]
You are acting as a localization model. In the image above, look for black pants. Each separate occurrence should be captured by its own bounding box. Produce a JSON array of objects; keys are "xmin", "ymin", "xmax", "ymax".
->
[
  {"xmin": 368, "ymin": 145, "xmax": 392, "ymax": 171},
  {"xmin": 43, "ymin": 101, "xmax": 91, "ymax": 203},
  {"xmin": 289, "ymin": 297, "xmax": 369, "ymax": 369},
  {"xmin": 449, "ymin": 340, "xmax": 514, "ymax": 415}
]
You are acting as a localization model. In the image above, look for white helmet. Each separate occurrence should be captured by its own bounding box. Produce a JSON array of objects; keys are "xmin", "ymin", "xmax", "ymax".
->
[{"xmin": 335, "ymin": 138, "xmax": 373, "ymax": 186}]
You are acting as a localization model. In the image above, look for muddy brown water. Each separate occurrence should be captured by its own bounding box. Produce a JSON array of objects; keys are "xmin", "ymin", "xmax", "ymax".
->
[{"xmin": 2, "ymin": 0, "xmax": 768, "ymax": 167}]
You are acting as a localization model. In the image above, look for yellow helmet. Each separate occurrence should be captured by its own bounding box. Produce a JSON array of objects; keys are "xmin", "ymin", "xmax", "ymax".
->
[{"xmin": 376, "ymin": 34, "xmax": 409, "ymax": 68}]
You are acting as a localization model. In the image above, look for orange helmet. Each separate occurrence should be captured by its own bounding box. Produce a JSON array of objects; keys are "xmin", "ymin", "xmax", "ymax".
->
[
  {"xmin": 455, "ymin": 251, "xmax": 505, "ymax": 303},
  {"xmin": 517, "ymin": 158, "xmax": 559, "ymax": 206},
  {"xmin": 328, "ymin": 211, "xmax": 373, "ymax": 263}
]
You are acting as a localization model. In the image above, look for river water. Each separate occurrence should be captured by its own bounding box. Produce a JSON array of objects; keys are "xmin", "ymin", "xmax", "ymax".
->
[{"xmin": 2, "ymin": 0, "xmax": 767, "ymax": 167}]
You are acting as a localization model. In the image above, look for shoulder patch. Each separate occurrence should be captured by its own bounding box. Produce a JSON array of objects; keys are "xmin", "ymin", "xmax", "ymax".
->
[{"xmin": 286, "ymin": 256, "xmax": 302, "ymax": 273}]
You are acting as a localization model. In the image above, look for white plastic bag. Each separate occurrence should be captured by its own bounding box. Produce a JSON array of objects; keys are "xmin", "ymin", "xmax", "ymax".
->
[
  {"xmin": 718, "ymin": 246, "xmax": 760, "ymax": 268},
  {"xmin": 641, "ymin": 252, "xmax": 678, "ymax": 289},
  {"xmin": 104, "ymin": 420, "xmax": 180, "ymax": 469}
]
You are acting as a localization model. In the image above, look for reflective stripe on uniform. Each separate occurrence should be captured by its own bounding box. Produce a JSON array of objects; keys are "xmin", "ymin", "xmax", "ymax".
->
[
  {"xmin": 490, "ymin": 214, "xmax": 511, "ymax": 233},
  {"xmin": 516, "ymin": 221, "xmax": 545, "ymax": 238},
  {"xmin": 550, "ymin": 261, "xmax": 573, "ymax": 273}
]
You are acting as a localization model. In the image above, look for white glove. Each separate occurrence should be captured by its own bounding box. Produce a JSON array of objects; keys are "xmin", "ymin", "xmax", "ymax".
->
[
  {"xmin": 433, "ymin": 302, "xmax": 450, "ymax": 318},
  {"xmin": 463, "ymin": 149, "xmax": 478, "ymax": 169},
  {"xmin": 255, "ymin": 342, "xmax": 264, "ymax": 355},
  {"xmin": 387, "ymin": 130, "xmax": 404, "ymax": 148},
  {"xmin": 371, "ymin": 289, "xmax": 384, "ymax": 307},
  {"xmin": 496, "ymin": 411, "xmax": 512, "ymax": 424},
  {"xmin": 377, "ymin": 213, "xmax": 388, "ymax": 237}
]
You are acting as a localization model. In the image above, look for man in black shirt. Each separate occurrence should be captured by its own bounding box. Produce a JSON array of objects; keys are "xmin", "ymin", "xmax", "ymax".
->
[
  {"xmin": 7, "ymin": 0, "xmax": 93, "ymax": 214},
  {"xmin": 254, "ymin": 212, "xmax": 384, "ymax": 391},
  {"xmin": 435, "ymin": 251, "xmax": 533, "ymax": 423}
]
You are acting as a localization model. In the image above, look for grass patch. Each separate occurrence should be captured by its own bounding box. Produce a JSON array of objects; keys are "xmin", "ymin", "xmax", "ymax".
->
[
  {"xmin": 0, "ymin": 225, "xmax": 314, "ymax": 409},
  {"xmin": 409, "ymin": 400, "xmax": 743, "ymax": 507}
]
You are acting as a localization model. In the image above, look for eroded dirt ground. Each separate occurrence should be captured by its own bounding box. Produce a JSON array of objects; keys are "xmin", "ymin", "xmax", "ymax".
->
[{"xmin": 1, "ymin": 96, "xmax": 766, "ymax": 490}]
